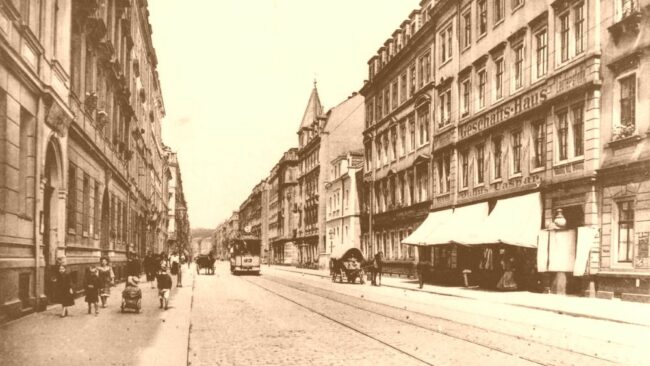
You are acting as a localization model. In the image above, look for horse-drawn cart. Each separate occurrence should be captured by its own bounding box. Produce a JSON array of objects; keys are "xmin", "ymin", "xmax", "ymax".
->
[
  {"xmin": 330, "ymin": 248, "xmax": 366, "ymax": 284},
  {"xmin": 195, "ymin": 254, "xmax": 216, "ymax": 275}
]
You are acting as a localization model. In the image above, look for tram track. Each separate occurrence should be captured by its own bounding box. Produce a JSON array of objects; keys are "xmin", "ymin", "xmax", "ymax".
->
[{"xmin": 240, "ymin": 274, "xmax": 625, "ymax": 366}]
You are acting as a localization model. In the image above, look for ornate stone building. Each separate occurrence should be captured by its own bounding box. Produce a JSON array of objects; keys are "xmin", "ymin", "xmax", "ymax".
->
[
  {"xmin": 165, "ymin": 147, "xmax": 189, "ymax": 256},
  {"xmin": 267, "ymin": 148, "xmax": 299, "ymax": 265},
  {"xmin": 238, "ymin": 180, "xmax": 268, "ymax": 262},
  {"xmin": 0, "ymin": 0, "xmax": 176, "ymax": 322}
]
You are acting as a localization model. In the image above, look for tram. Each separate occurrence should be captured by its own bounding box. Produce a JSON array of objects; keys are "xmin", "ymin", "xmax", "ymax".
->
[{"xmin": 229, "ymin": 236, "xmax": 261, "ymax": 275}]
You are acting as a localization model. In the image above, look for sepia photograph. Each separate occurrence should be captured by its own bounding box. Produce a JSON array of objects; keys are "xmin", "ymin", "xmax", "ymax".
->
[{"xmin": 1, "ymin": 0, "xmax": 650, "ymax": 365}]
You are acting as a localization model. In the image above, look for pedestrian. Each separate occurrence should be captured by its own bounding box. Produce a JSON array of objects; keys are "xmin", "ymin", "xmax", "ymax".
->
[
  {"xmin": 156, "ymin": 266, "xmax": 173, "ymax": 310},
  {"xmin": 97, "ymin": 257, "xmax": 115, "ymax": 308},
  {"xmin": 170, "ymin": 251, "xmax": 180, "ymax": 276},
  {"xmin": 177, "ymin": 256, "xmax": 184, "ymax": 287},
  {"xmin": 52, "ymin": 264, "xmax": 74, "ymax": 317},
  {"xmin": 144, "ymin": 251, "xmax": 157, "ymax": 289},
  {"xmin": 416, "ymin": 260, "xmax": 429, "ymax": 289},
  {"xmin": 372, "ymin": 252, "xmax": 383, "ymax": 286},
  {"xmin": 85, "ymin": 266, "xmax": 100, "ymax": 315},
  {"xmin": 126, "ymin": 252, "xmax": 141, "ymax": 278}
]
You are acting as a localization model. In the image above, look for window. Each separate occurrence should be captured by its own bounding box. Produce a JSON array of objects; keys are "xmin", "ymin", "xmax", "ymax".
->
[
  {"xmin": 439, "ymin": 88, "xmax": 451, "ymax": 127},
  {"xmin": 383, "ymin": 134, "xmax": 389, "ymax": 164},
  {"xmin": 559, "ymin": 12, "xmax": 570, "ymax": 62},
  {"xmin": 535, "ymin": 30, "xmax": 548, "ymax": 78},
  {"xmin": 493, "ymin": 136, "xmax": 502, "ymax": 179},
  {"xmin": 460, "ymin": 150, "xmax": 469, "ymax": 189},
  {"xmin": 494, "ymin": 0, "xmax": 504, "ymax": 24},
  {"xmin": 440, "ymin": 26, "xmax": 453, "ymax": 63},
  {"xmin": 572, "ymin": 105, "xmax": 584, "ymax": 157},
  {"xmin": 94, "ymin": 180, "xmax": 101, "ymax": 236},
  {"xmin": 532, "ymin": 120, "xmax": 545, "ymax": 169},
  {"xmin": 366, "ymin": 99, "xmax": 374, "ymax": 127},
  {"xmin": 462, "ymin": 10, "xmax": 472, "ymax": 49},
  {"xmin": 476, "ymin": 144, "xmax": 485, "ymax": 184},
  {"xmin": 408, "ymin": 172, "xmax": 415, "ymax": 204},
  {"xmin": 391, "ymin": 127, "xmax": 397, "ymax": 160},
  {"xmin": 375, "ymin": 139, "xmax": 382, "ymax": 167},
  {"xmin": 418, "ymin": 167, "xmax": 429, "ymax": 202},
  {"xmin": 478, "ymin": 0, "xmax": 488, "ymax": 37},
  {"xmin": 574, "ymin": 3, "xmax": 584, "ymax": 55},
  {"xmin": 513, "ymin": 0, "xmax": 524, "ymax": 9},
  {"xmin": 461, "ymin": 78, "xmax": 471, "ymax": 116},
  {"xmin": 512, "ymin": 130, "xmax": 522, "ymax": 174},
  {"xmin": 495, "ymin": 58, "xmax": 504, "ymax": 99},
  {"xmin": 392, "ymin": 80, "xmax": 398, "ymax": 109},
  {"xmin": 400, "ymin": 73, "xmax": 407, "ymax": 104},
  {"xmin": 67, "ymin": 163, "xmax": 77, "ymax": 231},
  {"xmin": 82, "ymin": 174, "xmax": 90, "ymax": 234},
  {"xmin": 409, "ymin": 64, "xmax": 416, "ymax": 97},
  {"xmin": 557, "ymin": 111, "xmax": 569, "ymax": 161},
  {"xmin": 514, "ymin": 44, "xmax": 524, "ymax": 89},
  {"xmin": 437, "ymin": 154, "xmax": 451, "ymax": 194},
  {"xmin": 18, "ymin": 107, "xmax": 35, "ymax": 217},
  {"xmin": 423, "ymin": 52, "xmax": 431, "ymax": 84},
  {"xmin": 477, "ymin": 68, "xmax": 487, "ymax": 109},
  {"xmin": 620, "ymin": 74, "xmax": 636, "ymax": 129},
  {"xmin": 384, "ymin": 88, "xmax": 391, "ymax": 113},
  {"xmin": 617, "ymin": 201, "xmax": 635, "ymax": 262},
  {"xmin": 409, "ymin": 116, "xmax": 416, "ymax": 151},
  {"xmin": 418, "ymin": 106, "xmax": 430, "ymax": 145},
  {"xmin": 400, "ymin": 122, "xmax": 406, "ymax": 156},
  {"xmin": 376, "ymin": 92, "xmax": 383, "ymax": 120},
  {"xmin": 399, "ymin": 175, "xmax": 406, "ymax": 204}
]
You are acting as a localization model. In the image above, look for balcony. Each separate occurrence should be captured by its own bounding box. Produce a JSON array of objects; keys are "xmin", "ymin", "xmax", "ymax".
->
[{"xmin": 608, "ymin": 1, "xmax": 642, "ymax": 43}]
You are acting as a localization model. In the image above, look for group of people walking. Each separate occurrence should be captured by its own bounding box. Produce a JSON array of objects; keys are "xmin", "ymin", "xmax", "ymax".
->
[{"xmin": 51, "ymin": 251, "xmax": 189, "ymax": 317}]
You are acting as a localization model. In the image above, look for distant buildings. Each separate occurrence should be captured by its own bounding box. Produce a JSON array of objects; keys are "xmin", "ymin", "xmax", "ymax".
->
[
  {"xmin": 166, "ymin": 148, "xmax": 190, "ymax": 256},
  {"xmin": 0, "ymin": 0, "xmax": 186, "ymax": 323}
]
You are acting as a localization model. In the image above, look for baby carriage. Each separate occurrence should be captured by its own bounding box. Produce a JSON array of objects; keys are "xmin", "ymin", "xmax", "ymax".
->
[
  {"xmin": 121, "ymin": 276, "xmax": 142, "ymax": 313},
  {"xmin": 330, "ymin": 248, "xmax": 366, "ymax": 284}
]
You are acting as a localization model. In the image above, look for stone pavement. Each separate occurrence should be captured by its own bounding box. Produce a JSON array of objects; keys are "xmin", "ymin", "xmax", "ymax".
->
[
  {"xmin": 0, "ymin": 265, "xmax": 195, "ymax": 366},
  {"xmin": 272, "ymin": 265, "xmax": 650, "ymax": 327}
]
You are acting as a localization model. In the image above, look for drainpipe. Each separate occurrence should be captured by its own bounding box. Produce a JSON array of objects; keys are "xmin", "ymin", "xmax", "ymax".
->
[{"xmin": 33, "ymin": 100, "xmax": 44, "ymax": 311}]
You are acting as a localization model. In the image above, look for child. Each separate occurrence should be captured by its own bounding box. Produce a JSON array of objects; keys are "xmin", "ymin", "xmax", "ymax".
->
[
  {"xmin": 156, "ymin": 266, "xmax": 173, "ymax": 310},
  {"xmin": 53, "ymin": 264, "xmax": 74, "ymax": 317},
  {"xmin": 85, "ymin": 267, "xmax": 100, "ymax": 315}
]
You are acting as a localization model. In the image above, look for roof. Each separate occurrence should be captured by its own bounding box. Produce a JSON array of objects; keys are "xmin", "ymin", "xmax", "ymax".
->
[{"xmin": 299, "ymin": 82, "xmax": 323, "ymax": 129}]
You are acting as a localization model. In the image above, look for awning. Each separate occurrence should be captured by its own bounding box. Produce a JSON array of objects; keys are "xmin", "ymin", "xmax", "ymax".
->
[
  {"xmin": 401, "ymin": 209, "xmax": 453, "ymax": 246},
  {"xmin": 461, "ymin": 192, "xmax": 542, "ymax": 248},
  {"xmin": 330, "ymin": 246, "xmax": 364, "ymax": 261},
  {"xmin": 428, "ymin": 202, "xmax": 489, "ymax": 246}
]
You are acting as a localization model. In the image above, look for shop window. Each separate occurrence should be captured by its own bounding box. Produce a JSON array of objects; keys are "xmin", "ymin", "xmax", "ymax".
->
[
  {"xmin": 560, "ymin": 205, "xmax": 584, "ymax": 229},
  {"xmin": 616, "ymin": 201, "xmax": 635, "ymax": 263}
]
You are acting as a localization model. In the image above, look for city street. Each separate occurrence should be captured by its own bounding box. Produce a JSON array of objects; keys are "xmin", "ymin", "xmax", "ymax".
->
[{"xmin": 2, "ymin": 262, "xmax": 649, "ymax": 366}]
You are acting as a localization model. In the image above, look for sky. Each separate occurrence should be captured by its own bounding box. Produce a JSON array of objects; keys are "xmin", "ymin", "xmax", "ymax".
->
[{"xmin": 148, "ymin": 0, "xmax": 420, "ymax": 229}]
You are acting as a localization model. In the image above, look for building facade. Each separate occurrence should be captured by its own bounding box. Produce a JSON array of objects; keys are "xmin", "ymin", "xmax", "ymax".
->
[
  {"xmin": 360, "ymin": 2, "xmax": 435, "ymax": 275},
  {"xmin": 165, "ymin": 148, "xmax": 189, "ymax": 256},
  {"xmin": 295, "ymin": 84, "xmax": 365, "ymax": 269},
  {"xmin": 325, "ymin": 151, "xmax": 364, "ymax": 259},
  {"xmin": 267, "ymin": 148, "xmax": 299, "ymax": 265},
  {"xmin": 0, "ymin": 0, "xmax": 176, "ymax": 322},
  {"xmin": 213, "ymin": 211, "xmax": 239, "ymax": 260}
]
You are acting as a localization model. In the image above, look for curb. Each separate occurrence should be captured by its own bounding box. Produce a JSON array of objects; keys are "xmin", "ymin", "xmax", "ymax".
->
[{"xmin": 271, "ymin": 266, "xmax": 650, "ymax": 328}]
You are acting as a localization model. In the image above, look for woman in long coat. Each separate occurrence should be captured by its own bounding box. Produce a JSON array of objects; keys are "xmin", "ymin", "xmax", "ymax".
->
[
  {"xmin": 97, "ymin": 257, "xmax": 115, "ymax": 308},
  {"xmin": 52, "ymin": 265, "xmax": 74, "ymax": 317}
]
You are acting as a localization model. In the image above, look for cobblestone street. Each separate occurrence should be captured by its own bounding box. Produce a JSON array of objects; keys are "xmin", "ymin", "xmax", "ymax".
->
[{"xmin": 2, "ymin": 262, "xmax": 650, "ymax": 365}]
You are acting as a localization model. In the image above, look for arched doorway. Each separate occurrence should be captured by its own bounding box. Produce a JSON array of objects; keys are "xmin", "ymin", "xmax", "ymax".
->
[{"xmin": 43, "ymin": 139, "xmax": 62, "ymax": 300}]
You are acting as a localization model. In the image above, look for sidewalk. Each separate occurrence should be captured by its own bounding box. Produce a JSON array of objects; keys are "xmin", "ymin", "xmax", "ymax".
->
[
  {"xmin": 271, "ymin": 265, "xmax": 650, "ymax": 328},
  {"xmin": 0, "ymin": 265, "xmax": 195, "ymax": 366}
]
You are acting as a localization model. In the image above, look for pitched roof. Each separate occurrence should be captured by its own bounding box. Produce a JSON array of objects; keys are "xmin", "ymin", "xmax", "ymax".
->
[{"xmin": 299, "ymin": 82, "xmax": 323, "ymax": 129}]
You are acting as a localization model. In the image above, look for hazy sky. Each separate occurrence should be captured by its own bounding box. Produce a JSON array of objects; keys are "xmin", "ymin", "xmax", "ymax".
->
[{"xmin": 148, "ymin": 0, "xmax": 420, "ymax": 229}]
